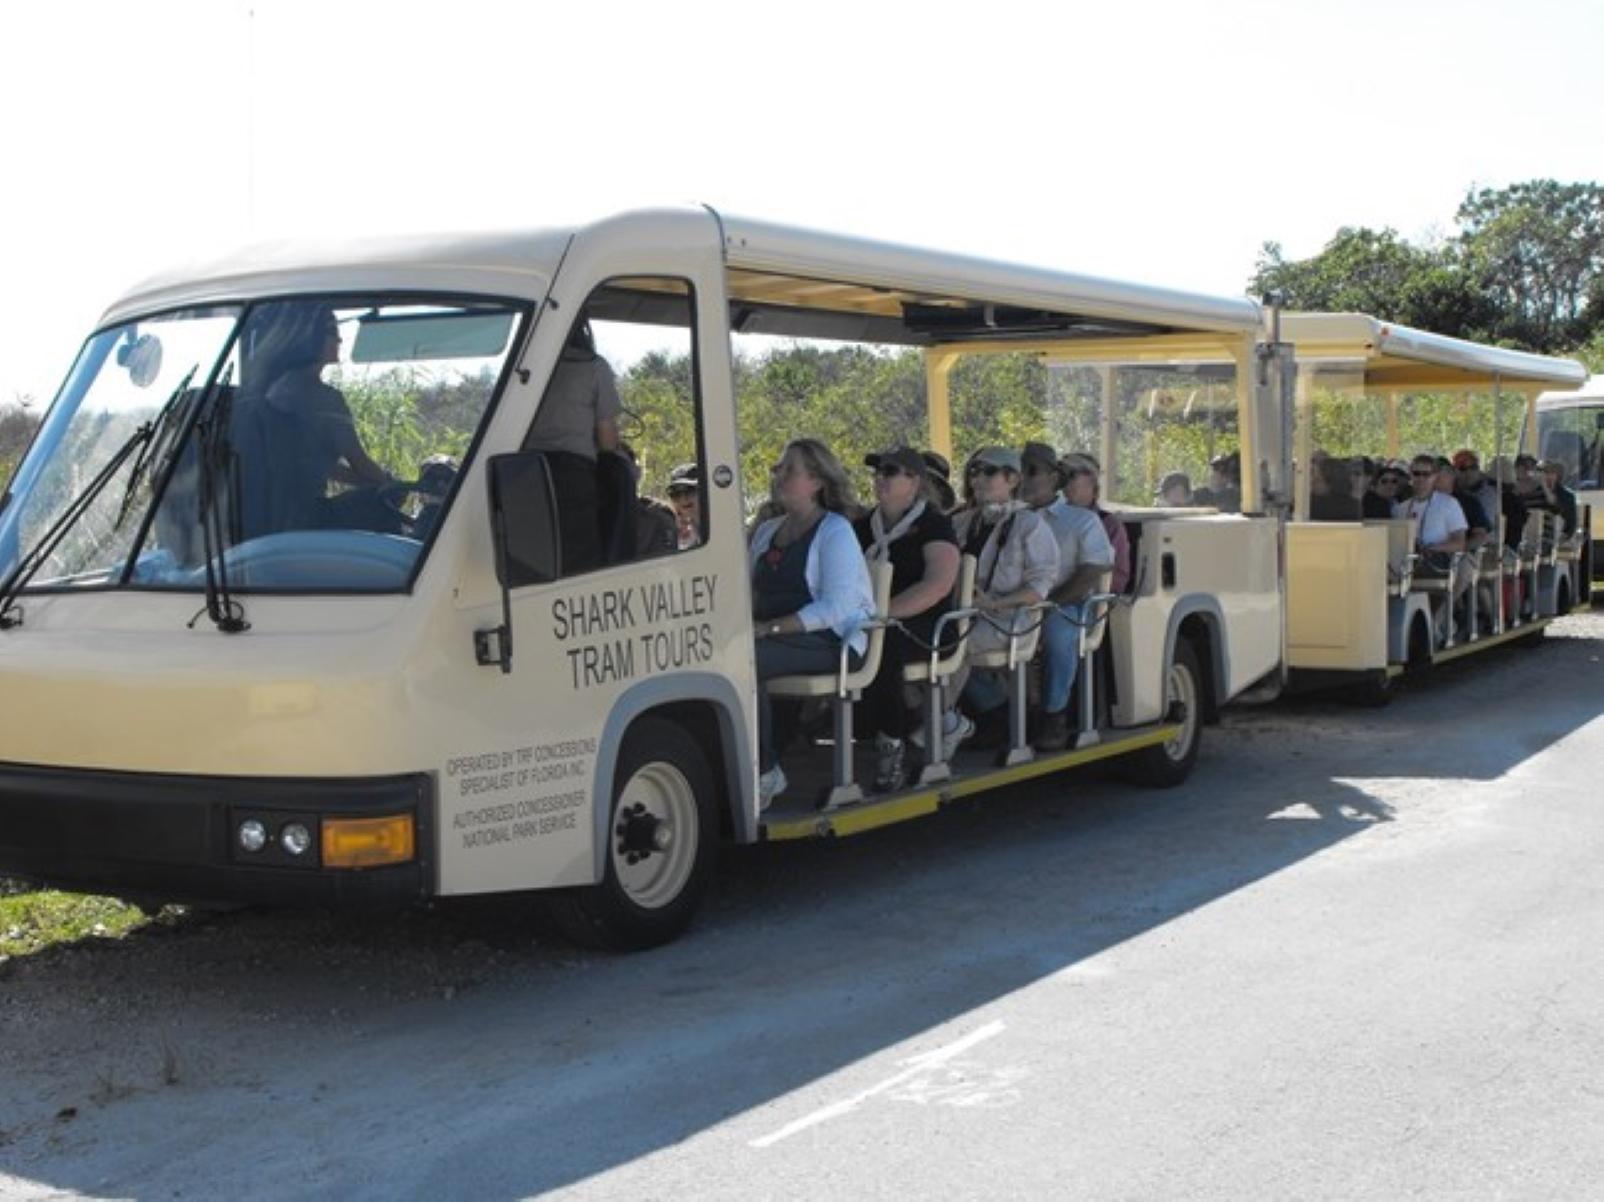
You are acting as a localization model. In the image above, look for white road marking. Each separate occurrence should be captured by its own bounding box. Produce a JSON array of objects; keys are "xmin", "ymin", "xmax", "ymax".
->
[{"xmin": 748, "ymin": 1020, "xmax": 1007, "ymax": 1149}]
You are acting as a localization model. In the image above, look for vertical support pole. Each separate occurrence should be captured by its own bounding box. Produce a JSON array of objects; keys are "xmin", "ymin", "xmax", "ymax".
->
[
  {"xmin": 1097, "ymin": 364, "xmax": 1116, "ymax": 494},
  {"xmin": 821, "ymin": 693, "xmax": 864, "ymax": 811},
  {"xmin": 1002, "ymin": 656, "xmax": 1034, "ymax": 767},
  {"xmin": 925, "ymin": 350, "xmax": 957, "ymax": 463}
]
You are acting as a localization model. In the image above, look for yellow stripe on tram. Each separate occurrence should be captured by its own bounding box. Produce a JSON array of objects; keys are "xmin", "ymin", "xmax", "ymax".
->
[
  {"xmin": 1431, "ymin": 617, "xmax": 1550, "ymax": 666},
  {"xmin": 760, "ymin": 723, "xmax": 1182, "ymax": 842}
]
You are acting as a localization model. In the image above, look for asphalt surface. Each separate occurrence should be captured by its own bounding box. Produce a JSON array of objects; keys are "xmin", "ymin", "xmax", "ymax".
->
[{"xmin": 3, "ymin": 614, "xmax": 1602, "ymax": 1200}]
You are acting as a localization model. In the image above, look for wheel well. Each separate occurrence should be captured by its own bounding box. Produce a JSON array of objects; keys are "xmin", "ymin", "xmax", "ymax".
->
[
  {"xmin": 1177, "ymin": 614, "xmax": 1220, "ymax": 722},
  {"xmin": 636, "ymin": 701, "xmax": 738, "ymax": 840}
]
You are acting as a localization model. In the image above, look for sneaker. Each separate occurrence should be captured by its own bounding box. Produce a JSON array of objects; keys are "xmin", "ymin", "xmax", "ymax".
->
[
  {"xmin": 758, "ymin": 764, "xmax": 787, "ymax": 812},
  {"xmin": 1034, "ymin": 709, "xmax": 1070, "ymax": 752},
  {"xmin": 967, "ymin": 708, "xmax": 1009, "ymax": 751},
  {"xmin": 909, "ymin": 710, "xmax": 967, "ymax": 752},
  {"xmin": 941, "ymin": 713, "xmax": 976, "ymax": 761},
  {"xmin": 872, "ymin": 735, "xmax": 906, "ymax": 793}
]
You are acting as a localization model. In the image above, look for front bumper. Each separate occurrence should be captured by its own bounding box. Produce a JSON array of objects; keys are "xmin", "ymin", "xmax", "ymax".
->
[{"xmin": 0, "ymin": 762, "xmax": 433, "ymax": 907}]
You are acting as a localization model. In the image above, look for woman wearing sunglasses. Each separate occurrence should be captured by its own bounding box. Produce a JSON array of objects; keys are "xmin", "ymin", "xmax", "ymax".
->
[
  {"xmin": 951, "ymin": 446, "xmax": 1060, "ymax": 748},
  {"xmin": 853, "ymin": 447, "xmax": 961, "ymax": 791}
]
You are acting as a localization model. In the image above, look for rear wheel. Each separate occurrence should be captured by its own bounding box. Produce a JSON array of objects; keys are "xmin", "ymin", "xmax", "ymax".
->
[
  {"xmin": 1126, "ymin": 639, "xmax": 1202, "ymax": 787},
  {"xmin": 543, "ymin": 717, "xmax": 716, "ymax": 951}
]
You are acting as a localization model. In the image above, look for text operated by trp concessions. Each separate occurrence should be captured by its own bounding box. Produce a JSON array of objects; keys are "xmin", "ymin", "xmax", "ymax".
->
[{"xmin": 448, "ymin": 739, "xmax": 595, "ymax": 850}]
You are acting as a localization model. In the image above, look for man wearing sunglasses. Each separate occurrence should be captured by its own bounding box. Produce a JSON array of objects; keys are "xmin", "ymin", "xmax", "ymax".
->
[{"xmin": 1397, "ymin": 454, "xmax": 1468, "ymax": 554}]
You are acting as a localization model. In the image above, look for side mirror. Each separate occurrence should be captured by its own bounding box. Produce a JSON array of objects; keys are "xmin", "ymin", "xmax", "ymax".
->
[
  {"xmin": 478, "ymin": 452, "xmax": 562, "ymax": 672},
  {"xmin": 488, "ymin": 451, "xmax": 562, "ymax": 589}
]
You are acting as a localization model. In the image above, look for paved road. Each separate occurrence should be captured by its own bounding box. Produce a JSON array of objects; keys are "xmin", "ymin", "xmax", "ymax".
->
[{"xmin": 3, "ymin": 617, "xmax": 1603, "ymax": 1199}]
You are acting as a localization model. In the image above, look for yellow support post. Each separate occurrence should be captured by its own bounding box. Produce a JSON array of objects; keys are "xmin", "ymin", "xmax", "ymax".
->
[{"xmin": 924, "ymin": 349, "xmax": 958, "ymax": 461}]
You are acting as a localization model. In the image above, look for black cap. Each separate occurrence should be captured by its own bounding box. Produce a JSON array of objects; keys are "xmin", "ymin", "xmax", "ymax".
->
[
  {"xmin": 921, "ymin": 450, "xmax": 952, "ymax": 481},
  {"xmin": 667, "ymin": 462, "xmax": 699, "ymax": 493},
  {"xmin": 865, "ymin": 447, "xmax": 928, "ymax": 477},
  {"xmin": 1021, "ymin": 441, "xmax": 1060, "ymax": 474}
]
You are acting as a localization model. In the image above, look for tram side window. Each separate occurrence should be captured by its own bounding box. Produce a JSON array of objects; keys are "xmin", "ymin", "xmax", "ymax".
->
[{"xmin": 523, "ymin": 278, "xmax": 705, "ymax": 577}]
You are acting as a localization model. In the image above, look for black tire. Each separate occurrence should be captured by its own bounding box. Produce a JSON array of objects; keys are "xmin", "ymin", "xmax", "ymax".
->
[
  {"xmin": 543, "ymin": 717, "xmax": 716, "ymax": 951},
  {"xmin": 1125, "ymin": 638, "xmax": 1203, "ymax": 788}
]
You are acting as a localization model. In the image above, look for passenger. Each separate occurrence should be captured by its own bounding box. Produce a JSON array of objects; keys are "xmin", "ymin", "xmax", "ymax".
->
[
  {"xmin": 1022, "ymin": 442, "xmax": 1115, "ymax": 751},
  {"xmin": 1452, "ymin": 450, "xmax": 1501, "ymax": 534},
  {"xmin": 1513, "ymin": 453, "xmax": 1546, "ymax": 505},
  {"xmin": 749, "ymin": 439, "xmax": 875, "ymax": 808},
  {"xmin": 921, "ymin": 450, "xmax": 959, "ymax": 512},
  {"xmin": 1156, "ymin": 471, "xmax": 1192, "ymax": 507},
  {"xmin": 1062, "ymin": 452, "xmax": 1131, "ymax": 594},
  {"xmin": 1310, "ymin": 454, "xmax": 1359, "ymax": 520},
  {"xmin": 666, "ymin": 462, "xmax": 703, "ymax": 550},
  {"xmin": 1533, "ymin": 459, "xmax": 1578, "ymax": 537},
  {"xmin": 1367, "ymin": 461, "xmax": 1407, "ymax": 518},
  {"xmin": 615, "ymin": 442, "xmax": 677, "ymax": 559},
  {"xmin": 522, "ymin": 319, "xmax": 621, "ymax": 575},
  {"xmin": 236, "ymin": 303, "xmax": 393, "ymax": 538},
  {"xmin": 953, "ymin": 446, "xmax": 1060, "ymax": 748},
  {"xmin": 1193, "ymin": 452, "xmax": 1241, "ymax": 512},
  {"xmin": 1435, "ymin": 457, "xmax": 1491, "ymax": 552},
  {"xmin": 853, "ymin": 446, "xmax": 961, "ymax": 791},
  {"xmin": 1398, "ymin": 453, "xmax": 1469, "ymax": 632}
]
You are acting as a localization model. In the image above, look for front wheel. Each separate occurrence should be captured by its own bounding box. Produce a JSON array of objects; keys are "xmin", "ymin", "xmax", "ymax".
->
[
  {"xmin": 543, "ymin": 717, "xmax": 716, "ymax": 951},
  {"xmin": 1125, "ymin": 639, "xmax": 1203, "ymax": 787}
]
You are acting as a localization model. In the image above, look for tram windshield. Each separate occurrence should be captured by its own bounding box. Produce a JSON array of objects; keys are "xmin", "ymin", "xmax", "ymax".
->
[
  {"xmin": 0, "ymin": 296, "xmax": 526, "ymax": 598},
  {"xmin": 1536, "ymin": 400, "xmax": 1604, "ymax": 487}
]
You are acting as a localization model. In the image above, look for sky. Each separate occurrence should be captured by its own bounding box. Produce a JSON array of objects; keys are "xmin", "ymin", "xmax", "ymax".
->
[{"xmin": 2, "ymin": 0, "xmax": 1601, "ymax": 408}]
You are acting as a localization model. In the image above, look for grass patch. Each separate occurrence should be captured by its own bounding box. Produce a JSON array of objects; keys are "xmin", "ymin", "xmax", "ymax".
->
[{"xmin": 0, "ymin": 885, "xmax": 153, "ymax": 958}]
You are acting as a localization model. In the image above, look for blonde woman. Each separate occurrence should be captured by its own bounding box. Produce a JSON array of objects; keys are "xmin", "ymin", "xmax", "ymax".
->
[{"xmin": 749, "ymin": 438, "xmax": 875, "ymax": 807}]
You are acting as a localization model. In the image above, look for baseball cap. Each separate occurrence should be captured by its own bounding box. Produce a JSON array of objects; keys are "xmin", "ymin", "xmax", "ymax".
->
[
  {"xmin": 667, "ymin": 462, "xmax": 699, "ymax": 493},
  {"xmin": 1059, "ymin": 452, "xmax": 1098, "ymax": 477},
  {"xmin": 864, "ymin": 446, "xmax": 927, "ymax": 477},
  {"xmin": 970, "ymin": 445, "xmax": 1022, "ymax": 473}
]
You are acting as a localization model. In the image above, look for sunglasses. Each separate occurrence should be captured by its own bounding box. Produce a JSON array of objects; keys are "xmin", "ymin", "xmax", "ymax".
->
[
  {"xmin": 1410, "ymin": 469, "xmax": 1434, "ymax": 477},
  {"xmin": 968, "ymin": 463, "xmax": 1005, "ymax": 478}
]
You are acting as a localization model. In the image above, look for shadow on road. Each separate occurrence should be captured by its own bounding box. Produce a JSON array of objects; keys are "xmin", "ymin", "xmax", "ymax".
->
[{"xmin": 4, "ymin": 621, "xmax": 1601, "ymax": 1198}]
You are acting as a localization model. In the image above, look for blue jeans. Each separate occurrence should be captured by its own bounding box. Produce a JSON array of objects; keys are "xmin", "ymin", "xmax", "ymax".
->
[{"xmin": 1040, "ymin": 600, "xmax": 1091, "ymax": 715}]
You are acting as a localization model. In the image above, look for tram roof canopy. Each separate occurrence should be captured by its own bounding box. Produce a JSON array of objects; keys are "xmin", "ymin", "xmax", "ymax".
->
[{"xmin": 1281, "ymin": 312, "xmax": 1588, "ymax": 392}]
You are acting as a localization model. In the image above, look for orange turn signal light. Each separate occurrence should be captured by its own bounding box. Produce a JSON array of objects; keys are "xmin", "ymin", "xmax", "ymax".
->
[{"xmin": 321, "ymin": 814, "xmax": 416, "ymax": 869}]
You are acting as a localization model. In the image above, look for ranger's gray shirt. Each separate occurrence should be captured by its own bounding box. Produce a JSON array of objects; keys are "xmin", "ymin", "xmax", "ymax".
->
[{"xmin": 524, "ymin": 351, "xmax": 621, "ymax": 461}]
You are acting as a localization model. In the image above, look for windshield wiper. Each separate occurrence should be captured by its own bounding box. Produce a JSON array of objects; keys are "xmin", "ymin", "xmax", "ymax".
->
[
  {"xmin": 189, "ymin": 363, "xmax": 248, "ymax": 634},
  {"xmin": 0, "ymin": 368, "xmax": 198, "ymax": 630}
]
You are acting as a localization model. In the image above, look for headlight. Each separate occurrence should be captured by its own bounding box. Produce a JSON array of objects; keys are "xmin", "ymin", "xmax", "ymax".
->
[
  {"xmin": 237, "ymin": 820, "xmax": 268, "ymax": 853},
  {"xmin": 280, "ymin": 822, "xmax": 313, "ymax": 857}
]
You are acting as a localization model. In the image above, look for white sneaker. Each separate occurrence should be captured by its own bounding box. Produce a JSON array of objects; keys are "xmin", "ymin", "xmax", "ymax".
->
[
  {"xmin": 942, "ymin": 713, "xmax": 976, "ymax": 761},
  {"xmin": 909, "ymin": 710, "xmax": 965, "ymax": 752},
  {"xmin": 758, "ymin": 764, "xmax": 787, "ymax": 812}
]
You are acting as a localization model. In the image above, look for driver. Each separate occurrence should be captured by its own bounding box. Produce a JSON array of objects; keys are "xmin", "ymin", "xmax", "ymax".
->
[{"xmin": 238, "ymin": 303, "xmax": 391, "ymax": 536}]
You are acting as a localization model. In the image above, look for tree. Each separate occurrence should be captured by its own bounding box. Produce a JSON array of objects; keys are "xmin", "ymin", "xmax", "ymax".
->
[
  {"xmin": 1251, "ymin": 180, "xmax": 1604, "ymax": 360},
  {"xmin": 1250, "ymin": 228, "xmax": 1493, "ymax": 338},
  {"xmin": 1456, "ymin": 180, "xmax": 1604, "ymax": 352}
]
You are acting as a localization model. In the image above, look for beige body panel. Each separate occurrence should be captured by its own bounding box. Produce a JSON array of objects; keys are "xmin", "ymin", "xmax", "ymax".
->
[
  {"xmin": 1285, "ymin": 524, "xmax": 1391, "ymax": 670},
  {"xmin": 1110, "ymin": 514, "xmax": 1281, "ymax": 724}
]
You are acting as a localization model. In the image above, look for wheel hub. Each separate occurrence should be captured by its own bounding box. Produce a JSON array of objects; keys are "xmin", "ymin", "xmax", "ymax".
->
[{"xmin": 616, "ymin": 802, "xmax": 672, "ymax": 863}]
